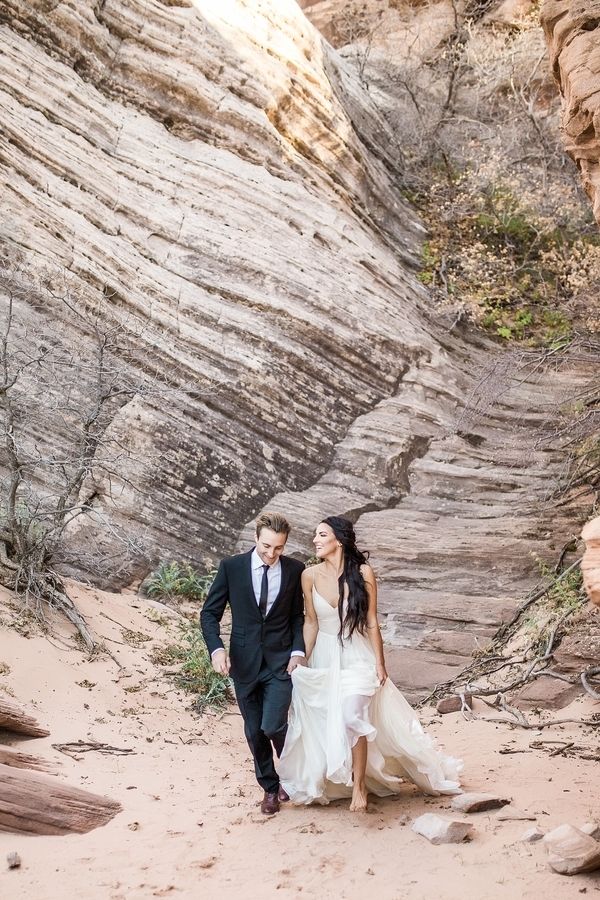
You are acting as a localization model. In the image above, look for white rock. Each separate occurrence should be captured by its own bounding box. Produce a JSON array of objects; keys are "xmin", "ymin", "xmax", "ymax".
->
[
  {"xmin": 411, "ymin": 813, "xmax": 474, "ymax": 845},
  {"xmin": 497, "ymin": 806, "xmax": 536, "ymax": 821},
  {"xmin": 580, "ymin": 822, "xmax": 600, "ymax": 840},
  {"xmin": 521, "ymin": 827, "xmax": 544, "ymax": 843},
  {"xmin": 543, "ymin": 824, "xmax": 600, "ymax": 875},
  {"xmin": 451, "ymin": 792, "xmax": 511, "ymax": 814}
]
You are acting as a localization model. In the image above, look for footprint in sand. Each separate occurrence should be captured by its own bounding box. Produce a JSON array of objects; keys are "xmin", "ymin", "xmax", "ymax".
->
[{"xmin": 318, "ymin": 855, "xmax": 345, "ymax": 874}]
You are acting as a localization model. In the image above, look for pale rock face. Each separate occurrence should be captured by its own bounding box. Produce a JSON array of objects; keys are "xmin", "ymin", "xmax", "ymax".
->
[
  {"xmin": 0, "ymin": 0, "xmax": 425, "ymax": 566},
  {"xmin": 541, "ymin": 1, "xmax": 600, "ymax": 224},
  {"xmin": 0, "ymin": 1, "xmax": 594, "ymax": 695}
]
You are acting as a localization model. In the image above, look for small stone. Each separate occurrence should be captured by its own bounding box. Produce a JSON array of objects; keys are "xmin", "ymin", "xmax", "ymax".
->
[
  {"xmin": 497, "ymin": 806, "xmax": 536, "ymax": 821},
  {"xmin": 580, "ymin": 823, "xmax": 600, "ymax": 840},
  {"xmin": 7, "ymin": 852, "xmax": 21, "ymax": 869},
  {"xmin": 544, "ymin": 824, "xmax": 600, "ymax": 875},
  {"xmin": 451, "ymin": 792, "xmax": 511, "ymax": 814},
  {"xmin": 521, "ymin": 827, "xmax": 544, "ymax": 843},
  {"xmin": 436, "ymin": 694, "xmax": 473, "ymax": 715},
  {"xmin": 411, "ymin": 813, "xmax": 474, "ymax": 845}
]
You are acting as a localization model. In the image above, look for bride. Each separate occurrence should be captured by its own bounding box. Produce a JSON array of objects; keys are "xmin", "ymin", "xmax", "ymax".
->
[{"xmin": 278, "ymin": 516, "xmax": 462, "ymax": 810}]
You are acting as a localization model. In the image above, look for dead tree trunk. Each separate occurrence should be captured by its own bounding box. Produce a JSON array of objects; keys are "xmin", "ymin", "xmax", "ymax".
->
[
  {"xmin": 0, "ymin": 765, "xmax": 121, "ymax": 834},
  {"xmin": 0, "ymin": 696, "xmax": 121, "ymax": 833},
  {"xmin": 0, "ymin": 747, "xmax": 54, "ymax": 771},
  {"xmin": 0, "ymin": 698, "xmax": 50, "ymax": 737}
]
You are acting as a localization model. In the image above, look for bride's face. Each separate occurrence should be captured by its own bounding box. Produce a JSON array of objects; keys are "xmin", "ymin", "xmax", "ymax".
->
[{"xmin": 313, "ymin": 523, "xmax": 338, "ymax": 559}]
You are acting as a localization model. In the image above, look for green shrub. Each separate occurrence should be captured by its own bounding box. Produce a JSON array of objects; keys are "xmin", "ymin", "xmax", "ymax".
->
[
  {"xmin": 539, "ymin": 561, "xmax": 585, "ymax": 614},
  {"xmin": 145, "ymin": 562, "xmax": 216, "ymax": 603},
  {"xmin": 164, "ymin": 621, "xmax": 233, "ymax": 713}
]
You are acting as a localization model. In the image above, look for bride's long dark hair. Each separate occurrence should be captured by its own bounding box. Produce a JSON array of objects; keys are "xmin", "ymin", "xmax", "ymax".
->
[{"xmin": 321, "ymin": 516, "xmax": 370, "ymax": 641}]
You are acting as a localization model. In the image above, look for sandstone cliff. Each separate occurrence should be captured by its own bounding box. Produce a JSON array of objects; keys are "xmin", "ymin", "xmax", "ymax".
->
[
  {"xmin": 0, "ymin": 0, "xmax": 596, "ymax": 695},
  {"xmin": 542, "ymin": 1, "xmax": 600, "ymax": 224}
]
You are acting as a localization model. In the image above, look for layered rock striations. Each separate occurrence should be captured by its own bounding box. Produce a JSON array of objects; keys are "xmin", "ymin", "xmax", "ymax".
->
[
  {"xmin": 0, "ymin": 0, "xmax": 594, "ymax": 693},
  {"xmin": 0, "ymin": 0, "xmax": 425, "ymax": 563},
  {"xmin": 239, "ymin": 333, "xmax": 594, "ymax": 695}
]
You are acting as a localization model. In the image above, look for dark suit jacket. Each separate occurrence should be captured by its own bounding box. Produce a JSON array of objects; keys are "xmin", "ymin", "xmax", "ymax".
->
[{"xmin": 200, "ymin": 550, "xmax": 305, "ymax": 697}]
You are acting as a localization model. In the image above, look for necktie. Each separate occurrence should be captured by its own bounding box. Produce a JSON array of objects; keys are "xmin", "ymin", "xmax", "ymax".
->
[{"xmin": 259, "ymin": 564, "xmax": 269, "ymax": 618}]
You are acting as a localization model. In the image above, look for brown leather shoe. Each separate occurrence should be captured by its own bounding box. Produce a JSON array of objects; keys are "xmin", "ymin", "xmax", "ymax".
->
[
  {"xmin": 278, "ymin": 785, "xmax": 290, "ymax": 802},
  {"xmin": 260, "ymin": 791, "xmax": 280, "ymax": 815}
]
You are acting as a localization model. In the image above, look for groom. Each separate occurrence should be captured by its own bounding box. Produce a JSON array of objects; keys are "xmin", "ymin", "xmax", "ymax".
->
[{"xmin": 200, "ymin": 512, "xmax": 306, "ymax": 815}]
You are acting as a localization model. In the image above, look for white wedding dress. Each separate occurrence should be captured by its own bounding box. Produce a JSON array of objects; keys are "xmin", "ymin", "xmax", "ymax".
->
[{"xmin": 278, "ymin": 587, "xmax": 462, "ymax": 804}]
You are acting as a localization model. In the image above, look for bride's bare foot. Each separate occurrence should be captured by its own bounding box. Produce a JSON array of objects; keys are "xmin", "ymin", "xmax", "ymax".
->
[{"xmin": 349, "ymin": 782, "xmax": 368, "ymax": 812}]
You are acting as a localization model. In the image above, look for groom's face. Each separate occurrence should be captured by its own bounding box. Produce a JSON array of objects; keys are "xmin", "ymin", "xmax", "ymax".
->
[{"xmin": 255, "ymin": 528, "xmax": 288, "ymax": 567}]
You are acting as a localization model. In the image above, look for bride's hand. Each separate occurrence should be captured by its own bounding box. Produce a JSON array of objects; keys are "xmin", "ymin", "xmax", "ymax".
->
[{"xmin": 376, "ymin": 663, "xmax": 388, "ymax": 686}]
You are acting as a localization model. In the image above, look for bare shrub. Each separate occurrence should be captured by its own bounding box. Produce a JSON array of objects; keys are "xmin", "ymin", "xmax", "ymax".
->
[
  {"xmin": 327, "ymin": 1, "xmax": 599, "ymax": 341},
  {"xmin": 0, "ymin": 261, "xmax": 177, "ymax": 647}
]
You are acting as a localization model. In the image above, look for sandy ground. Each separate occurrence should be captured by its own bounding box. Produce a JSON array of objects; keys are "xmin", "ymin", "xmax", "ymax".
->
[{"xmin": 1, "ymin": 583, "xmax": 600, "ymax": 900}]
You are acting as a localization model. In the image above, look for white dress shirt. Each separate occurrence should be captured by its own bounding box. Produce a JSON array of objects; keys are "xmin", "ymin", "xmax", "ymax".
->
[{"xmin": 251, "ymin": 548, "xmax": 281, "ymax": 614}]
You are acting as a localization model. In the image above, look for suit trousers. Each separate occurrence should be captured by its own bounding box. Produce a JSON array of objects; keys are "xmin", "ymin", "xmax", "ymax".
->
[{"xmin": 236, "ymin": 660, "xmax": 293, "ymax": 793}]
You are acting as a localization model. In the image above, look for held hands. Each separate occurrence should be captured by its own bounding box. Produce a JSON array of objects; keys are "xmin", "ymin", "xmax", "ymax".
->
[
  {"xmin": 287, "ymin": 655, "xmax": 307, "ymax": 674},
  {"xmin": 212, "ymin": 648, "xmax": 231, "ymax": 676},
  {"xmin": 376, "ymin": 662, "xmax": 388, "ymax": 686}
]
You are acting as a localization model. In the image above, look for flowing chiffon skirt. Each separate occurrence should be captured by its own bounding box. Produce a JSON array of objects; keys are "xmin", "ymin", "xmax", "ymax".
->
[{"xmin": 278, "ymin": 589, "xmax": 462, "ymax": 805}]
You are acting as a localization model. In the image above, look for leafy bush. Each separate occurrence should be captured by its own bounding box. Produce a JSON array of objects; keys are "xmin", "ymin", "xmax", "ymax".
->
[
  {"xmin": 145, "ymin": 562, "xmax": 230, "ymax": 711},
  {"xmin": 145, "ymin": 562, "xmax": 216, "ymax": 603}
]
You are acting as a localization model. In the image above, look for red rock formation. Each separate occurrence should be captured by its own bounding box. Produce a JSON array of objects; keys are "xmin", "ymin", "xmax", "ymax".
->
[
  {"xmin": 541, "ymin": 1, "xmax": 600, "ymax": 222},
  {"xmin": 582, "ymin": 516, "xmax": 600, "ymax": 606}
]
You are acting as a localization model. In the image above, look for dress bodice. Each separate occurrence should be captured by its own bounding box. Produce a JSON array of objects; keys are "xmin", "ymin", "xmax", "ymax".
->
[{"xmin": 312, "ymin": 586, "xmax": 342, "ymax": 636}]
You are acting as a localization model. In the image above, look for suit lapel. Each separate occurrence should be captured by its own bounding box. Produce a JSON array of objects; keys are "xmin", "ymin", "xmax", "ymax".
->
[{"xmin": 238, "ymin": 550, "xmax": 262, "ymax": 621}]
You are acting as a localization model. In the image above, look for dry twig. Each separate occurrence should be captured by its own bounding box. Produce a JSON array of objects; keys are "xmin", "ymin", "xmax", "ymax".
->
[{"xmin": 52, "ymin": 741, "xmax": 135, "ymax": 758}]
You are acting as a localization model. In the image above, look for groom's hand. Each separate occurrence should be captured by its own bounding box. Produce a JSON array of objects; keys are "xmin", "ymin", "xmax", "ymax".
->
[
  {"xmin": 212, "ymin": 649, "xmax": 230, "ymax": 676},
  {"xmin": 287, "ymin": 655, "xmax": 307, "ymax": 674}
]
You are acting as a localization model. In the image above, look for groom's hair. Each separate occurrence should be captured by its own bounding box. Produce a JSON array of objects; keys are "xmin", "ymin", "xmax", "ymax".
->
[{"xmin": 256, "ymin": 511, "xmax": 291, "ymax": 537}]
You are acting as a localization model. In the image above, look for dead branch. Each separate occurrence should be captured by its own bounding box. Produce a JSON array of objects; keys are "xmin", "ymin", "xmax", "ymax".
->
[
  {"xmin": 480, "ymin": 717, "xmax": 600, "ymax": 730},
  {"xmin": 51, "ymin": 741, "xmax": 135, "ymax": 758},
  {"xmin": 495, "ymin": 557, "xmax": 583, "ymax": 640},
  {"xmin": 549, "ymin": 741, "xmax": 575, "ymax": 757},
  {"xmin": 485, "ymin": 693, "xmax": 530, "ymax": 727},
  {"xmin": 581, "ymin": 666, "xmax": 600, "ymax": 700}
]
